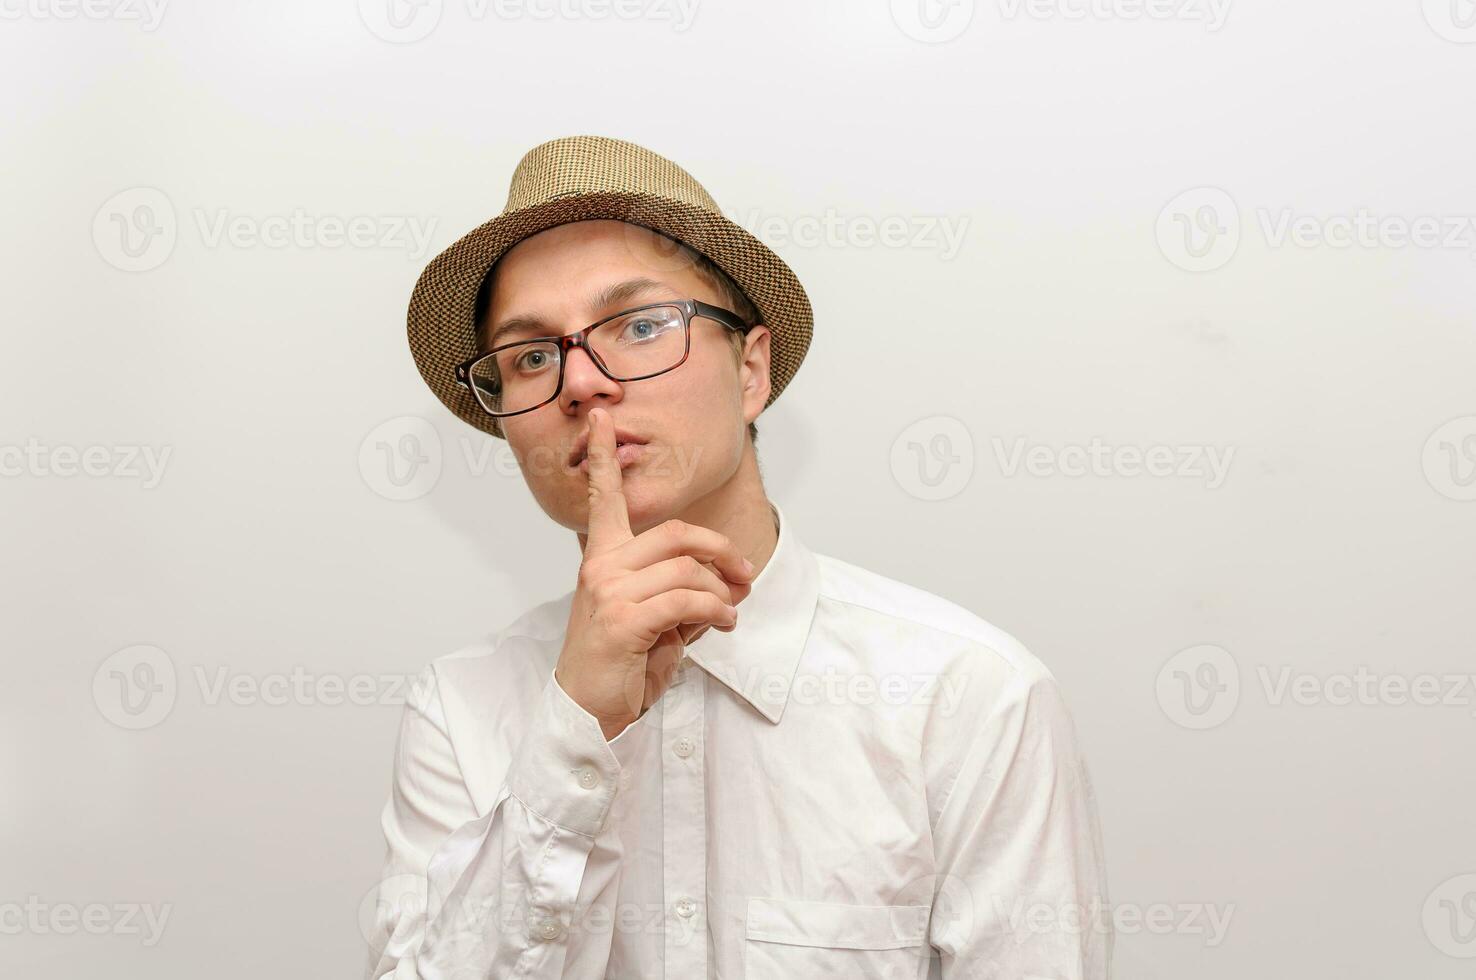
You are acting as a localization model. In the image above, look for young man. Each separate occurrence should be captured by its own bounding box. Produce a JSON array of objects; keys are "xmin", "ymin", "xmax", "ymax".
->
[{"xmin": 366, "ymin": 135, "xmax": 1112, "ymax": 979}]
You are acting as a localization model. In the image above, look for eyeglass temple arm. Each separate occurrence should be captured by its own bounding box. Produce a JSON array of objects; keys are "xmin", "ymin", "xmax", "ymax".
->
[{"xmin": 692, "ymin": 299, "xmax": 753, "ymax": 332}]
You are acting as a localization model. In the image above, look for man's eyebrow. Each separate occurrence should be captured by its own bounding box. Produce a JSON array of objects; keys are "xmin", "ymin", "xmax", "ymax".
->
[{"xmin": 484, "ymin": 277, "xmax": 677, "ymax": 349}]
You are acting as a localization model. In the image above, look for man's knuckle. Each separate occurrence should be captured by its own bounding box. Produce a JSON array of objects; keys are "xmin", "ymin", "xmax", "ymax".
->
[{"xmin": 589, "ymin": 578, "xmax": 614, "ymax": 606}]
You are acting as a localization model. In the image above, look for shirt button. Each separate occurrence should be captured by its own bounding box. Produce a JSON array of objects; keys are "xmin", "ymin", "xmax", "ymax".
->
[
  {"xmin": 672, "ymin": 735, "xmax": 695, "ymax": 758},
  {"xmin": 576, "ymin": 767, "xmax": 600, "ymax": 789},
  {"xmin": 532, "ymin": 916, "xmax": 564, "ymax": 941},
  {"xmin": 674, "ymin": 897, "xmax": 698, "ymax": 918}
]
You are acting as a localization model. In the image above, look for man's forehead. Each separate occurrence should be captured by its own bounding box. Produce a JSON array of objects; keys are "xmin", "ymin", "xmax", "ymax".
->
[
  {"xmin": 484, "ymin": 276, "xmax": 683, "ymax": 344},
  {"xmin": 490, "ymin": 224, "xmax": 699, "ymax": 300},
  {"xmin": 479, "ymin": 225, "xmax": 708, "ymax": 340}
]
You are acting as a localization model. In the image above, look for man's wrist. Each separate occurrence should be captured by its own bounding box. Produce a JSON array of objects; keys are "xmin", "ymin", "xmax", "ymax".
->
[
  {"xmin": 602, "ymin": 705, "xmax": 648, "ymax": 742},
  {"xmin": 554, "ymin": 667, "xmax": 641, "ymax": 741}
]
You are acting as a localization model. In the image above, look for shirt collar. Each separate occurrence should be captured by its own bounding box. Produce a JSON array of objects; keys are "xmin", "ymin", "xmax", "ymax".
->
[{"xmin": 682, "ymin": 499, "xmax": 820, "ymax": 725}]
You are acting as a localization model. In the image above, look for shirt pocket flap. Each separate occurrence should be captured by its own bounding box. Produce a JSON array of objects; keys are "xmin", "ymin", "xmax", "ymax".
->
[{"xmin": 745, "ymin": 897, "xmax": 930, "ymax": 950}]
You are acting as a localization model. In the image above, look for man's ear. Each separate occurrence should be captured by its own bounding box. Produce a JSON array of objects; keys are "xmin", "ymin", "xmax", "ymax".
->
[{"xmin": 740, "ymin": 325, "xmax": 773, "ymax": 419}]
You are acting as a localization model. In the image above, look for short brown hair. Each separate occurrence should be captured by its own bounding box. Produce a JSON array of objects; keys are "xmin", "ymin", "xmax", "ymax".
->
[{"xmin": 474, "ymin": 227, "xmax": 763, "ymax": 447}]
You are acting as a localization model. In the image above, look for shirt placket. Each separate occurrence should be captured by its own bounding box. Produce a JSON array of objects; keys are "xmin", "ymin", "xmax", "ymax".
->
[{"xmin": 660, "ymin": 655, "xmax": 708, "ymax": 978}]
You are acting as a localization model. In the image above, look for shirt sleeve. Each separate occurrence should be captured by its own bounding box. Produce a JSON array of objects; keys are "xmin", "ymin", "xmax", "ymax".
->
[
  {"xmin": 928, "ymin": 664, "xmax": 1113, "ymax": 980},
  {"xmin": 363, "ymin": 663, "xmax": 643, "ymax": 979}
]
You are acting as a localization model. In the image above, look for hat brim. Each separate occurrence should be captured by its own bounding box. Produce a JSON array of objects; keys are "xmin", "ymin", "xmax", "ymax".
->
[{"xmin": 407, "ymin": 190, "xmax": 813, "ymax": 439}]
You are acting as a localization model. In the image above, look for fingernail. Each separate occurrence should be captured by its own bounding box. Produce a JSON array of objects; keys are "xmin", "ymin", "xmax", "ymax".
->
[{"xmin": 742, "ymin": 558, "xmax": 755, "ymax": 575}]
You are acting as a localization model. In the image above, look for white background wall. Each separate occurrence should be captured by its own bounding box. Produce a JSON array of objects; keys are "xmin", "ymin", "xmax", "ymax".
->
[{"xmin": 3, "ymin": 1, "xmax": 1474, "ymax": 976}]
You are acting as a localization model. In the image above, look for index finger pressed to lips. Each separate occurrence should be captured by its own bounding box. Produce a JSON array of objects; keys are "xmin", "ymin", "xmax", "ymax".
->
[{"xmin": 584, "ymin": 408, "xmax": 632, "ymax": 552}]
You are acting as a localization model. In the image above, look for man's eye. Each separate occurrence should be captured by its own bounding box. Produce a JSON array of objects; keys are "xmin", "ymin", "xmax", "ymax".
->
[
  {"xmin": 516, "ymin": 348, "xmax": 555, "ymax": 371},
  {"xmin": 620, "ymin": 314, "xmax": 678, "ymax": 342}
]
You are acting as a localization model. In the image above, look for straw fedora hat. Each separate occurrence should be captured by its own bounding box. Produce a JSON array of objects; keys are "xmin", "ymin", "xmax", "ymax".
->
[{"xmin": 406, "ymin": 134, "xmax": 814, "ymax": 439}]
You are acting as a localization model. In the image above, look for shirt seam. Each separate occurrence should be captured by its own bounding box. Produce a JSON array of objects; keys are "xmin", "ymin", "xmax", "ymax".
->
[
  {"xmin": 928, "ymin": 667, "xmax": 1042, "ymax": 829},
  {"xmin": 412, "ymin": 664, "xmax": 480, "ymax": 818},
  {"xmin": 814, "ymin": 592, "xmax": 1027, "ymax": 676}
]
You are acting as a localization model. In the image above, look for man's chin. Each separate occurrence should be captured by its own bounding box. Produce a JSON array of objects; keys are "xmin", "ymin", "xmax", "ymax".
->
[
  {"xmin": 555, "ymin": 479, "xmax": 685, "ymax": 536},
  {"xmin": 615, "ymin": 481, "xmax": 685, "ymax": 534}
]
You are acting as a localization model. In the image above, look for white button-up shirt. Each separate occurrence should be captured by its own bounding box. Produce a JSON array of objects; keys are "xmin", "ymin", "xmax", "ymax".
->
[{"xmin": 366, "ymin": 500, "xmax": 1111, "ymax": 979}]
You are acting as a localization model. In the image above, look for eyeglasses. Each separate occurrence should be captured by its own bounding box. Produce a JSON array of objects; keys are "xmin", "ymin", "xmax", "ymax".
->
[{"xmin": 455, "ymin": 299, "xmax": 752, "ymax": 420}]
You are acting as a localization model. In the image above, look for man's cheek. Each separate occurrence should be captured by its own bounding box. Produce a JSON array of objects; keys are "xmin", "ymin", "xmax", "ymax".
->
[{"xmin": 522, "ymin": 444, "xmax": 564, "ymax": 479}]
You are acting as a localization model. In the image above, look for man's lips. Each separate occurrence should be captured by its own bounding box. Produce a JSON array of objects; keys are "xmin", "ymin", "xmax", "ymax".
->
[
  {"xmin": 574, "ymin": 442, "xmax": 647, "ymax": 474},
  {"xmin": 567, "ymin": 428, "xmax": 650, "ymax": 469}
]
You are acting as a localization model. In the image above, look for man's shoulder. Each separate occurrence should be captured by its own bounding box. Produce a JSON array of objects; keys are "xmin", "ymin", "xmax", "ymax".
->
[
  {"xmin": 397, "ymin": 590, "xmax": 575, "ymax": 808},
  {"xmin": 811, "ymin": 550, "xmax": 1049, "ymax": 682}
]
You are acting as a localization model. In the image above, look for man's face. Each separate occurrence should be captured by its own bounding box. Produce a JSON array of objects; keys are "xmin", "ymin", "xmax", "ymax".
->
[{"xmin": 486, "ymin": 219, "xmax": 772, "ymax": 535}]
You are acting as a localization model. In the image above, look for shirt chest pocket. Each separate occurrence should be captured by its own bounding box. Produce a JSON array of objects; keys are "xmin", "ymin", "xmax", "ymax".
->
[{"xmin": 743, "ymin": 896, "xmax": 931, "ymax": 980}]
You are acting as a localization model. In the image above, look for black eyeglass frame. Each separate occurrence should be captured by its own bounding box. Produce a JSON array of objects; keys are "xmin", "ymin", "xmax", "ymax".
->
[{"xmin": 454, "ymin": 298, "xmax": 752, "ymax": 420}]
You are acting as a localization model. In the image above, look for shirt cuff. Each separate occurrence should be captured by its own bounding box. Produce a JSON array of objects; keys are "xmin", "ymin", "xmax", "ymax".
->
[{"xmin": 503, "ymin": 667, "xmax": 625, "ymax": 838}]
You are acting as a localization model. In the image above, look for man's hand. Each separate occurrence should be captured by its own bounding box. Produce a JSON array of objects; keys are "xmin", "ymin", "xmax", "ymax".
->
[{"xmin": 555, "ymin": 407, "xmax": 755, "ymax": 740}]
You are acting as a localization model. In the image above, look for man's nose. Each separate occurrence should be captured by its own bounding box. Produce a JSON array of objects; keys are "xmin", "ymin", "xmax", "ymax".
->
[{"xmin": 558, "ymin": 344, "xmax": 623, "ymax": 411}]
